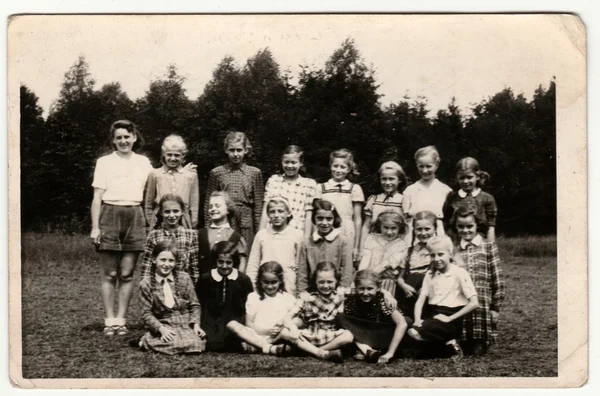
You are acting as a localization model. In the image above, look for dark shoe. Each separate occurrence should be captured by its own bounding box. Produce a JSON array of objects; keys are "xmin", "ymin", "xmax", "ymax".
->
[
  {"xmin": 324, "ymin": 349, "xmax": 344, "ymax": 363},
  {"xmin": 128, "ymin": 337, "xmax": 141, "ymax": 348},
  {"xmin": 365, "ymin": 349, "xmax": 382, "ymax": 363},
  {"xmin": 472, "ymin": 341, "xmax": 488, "ymax": 356}
]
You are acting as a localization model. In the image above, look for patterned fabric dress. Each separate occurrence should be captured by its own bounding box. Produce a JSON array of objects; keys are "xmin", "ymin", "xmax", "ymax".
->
[
  {"xmin": 337, "ymin": 293, "xmax": 399, "ymax": 350},
  {"xmin": 316, "ymin": 179, "xmax": 364, "ymax": 245},
  {"xmin": 204, "ymin": 163, "xmax": 264, "ymax": 246},
  {"xmin": 139, "ymin": 271, "xmax": 206, "ymax": 355},
  {"xmin": 140, "ymin": 227, "xmax": 200, "ymax": 285},
  {"xmin": 263, "ymin": 174, "xmax": 317, "ymax": 232},
  {"xmin": 288, "ymin": 291, "xmax": 347, "ymax": 347},
  {"xmin": 455, "ymin": 235, "xmax": 506, "ymax": 345}
]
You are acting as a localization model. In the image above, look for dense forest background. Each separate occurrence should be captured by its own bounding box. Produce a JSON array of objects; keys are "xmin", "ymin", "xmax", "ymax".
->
[{"xmin": 20, "ymin": 39, "xmax": 556, "ymax": 235}]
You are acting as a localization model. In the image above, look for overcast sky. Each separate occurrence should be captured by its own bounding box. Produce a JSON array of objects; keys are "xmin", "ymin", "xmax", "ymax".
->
[{"xmin": 10, "ymin": 14, "xmax": 573, "ymax": 117}]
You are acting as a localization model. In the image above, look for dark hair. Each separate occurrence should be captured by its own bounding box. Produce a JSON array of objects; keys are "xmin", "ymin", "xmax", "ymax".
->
[
  {"xmin": 354, "ymin": 269, "xmax": 381, "ymax": 287},
  {"xmin": 108, "ymin": 120, "xmax": 144, "ymax": 151},
  {"xmin": 211, "ymin": 240, "xmax": 240, "ymax": 268},
  {"xmin": 149, "ymin": 240, "xmax": 180, "ymax": 291},
  {"xmin": 456, "ymin": 157, "xmax": 490, "ymax": 187},
  {"xmin": 309, "ymin": 261, "xmax": 340, "ymax": 293},
  {"xmin": 154, "ymin": 194, "xmax": 185, "ymax": 229},
  {"xmin": 282, "ymin": 145, "xmax": 306, "ymax": 174},
  {"xmin": 454, "ymin": 205, "xmax": 481, "ymax": 229},
  {"xmin": 372, "ymin": 211, "xmax": 406, "ymax": 236},
  {"xmin": 256, "ymin": 261, "xmax": 286, "ymax": 300},
  {"xmin": 311, "ymin": 199, "xmax": 342, "ymax": 229}
]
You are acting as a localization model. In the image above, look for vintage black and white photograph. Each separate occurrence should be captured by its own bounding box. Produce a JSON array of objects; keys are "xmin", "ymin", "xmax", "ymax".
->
[{"xmin": 8, "ymin": 13, "xmax": 586, "ymax": 388}]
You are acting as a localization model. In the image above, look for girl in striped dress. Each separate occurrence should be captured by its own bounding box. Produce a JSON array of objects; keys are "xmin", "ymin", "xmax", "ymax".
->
[
  {"xmin": 453, "ymin": 206, "xmax": 505, "ymax": 356},
  {"xmin": 138, "ymin": 241, "xmax": 206, "ymax": 355}
]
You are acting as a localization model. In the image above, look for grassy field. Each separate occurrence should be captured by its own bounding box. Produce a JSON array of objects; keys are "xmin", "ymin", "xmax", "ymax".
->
[{"xmin": 19, "ymin": 233, "xmax": 557, "ymax": 378}]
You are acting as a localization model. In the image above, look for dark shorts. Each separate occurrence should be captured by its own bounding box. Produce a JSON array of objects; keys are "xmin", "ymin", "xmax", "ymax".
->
[{"xmin": 98, "ymin": 204, "xmax": 146, "ymax": 252}]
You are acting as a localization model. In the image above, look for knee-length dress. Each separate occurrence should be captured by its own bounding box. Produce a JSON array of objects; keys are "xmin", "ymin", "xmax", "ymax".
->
[
  {"xmin": 196, "ymin": 268, "xmax": 254, "ymax": 351},
  {"xmin": 204, "ymin": 163, "xmax": 264, "ymax": 246},
  {"xmin": 139, "ymin": 271, "xmax": 206, "ymax": 355},
  {"xmin": 455, "ymin": 235, "xmax": 505, "ymax": 344},
  {"xmin": 288, "ymin": 291, "xmax": 347, "ymax": 347},
  {"xmin": 316, "ymin": 179, "xmax": 364, "ymax": 244}
]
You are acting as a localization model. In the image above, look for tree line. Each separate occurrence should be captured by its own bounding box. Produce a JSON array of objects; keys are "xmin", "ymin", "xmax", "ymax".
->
[{"xmin": 20, "ymin": 39, "xmax": 556, "ymax": 236}]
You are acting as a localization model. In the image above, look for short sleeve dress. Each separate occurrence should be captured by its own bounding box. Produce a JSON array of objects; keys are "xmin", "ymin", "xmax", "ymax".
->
[{"xmin": 316, "ymin": 179, "xmax": 364, "ymax": 244}]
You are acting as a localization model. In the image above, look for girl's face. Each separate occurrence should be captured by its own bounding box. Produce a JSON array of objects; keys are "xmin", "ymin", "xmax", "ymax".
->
[
  {"xmin": 226, "ymin": 141, "xmax": 248, "ymax": 165},
  {"xmin": 216, "ymin": 254, "xmax": 235, "ymax": 277},
  {"xmin": 208, "ymin": 196, "xmax": 228, "ymax": 222},
  {"xmin": 315, "ymin": 270, "xmax": 337, "ymax": 296},
  {"xmin": 282, "ymin": 153, "xmax": 302, "ymax": 178},
  {"xmin": 416, "ymin": 154, "xmax": 439, "ymax": 181},
  {"xmin": 113, "ymin": 128, "xmax": 137, "ymax": 154},
  {"xmin": 381, "ymin": 220, "xmax": 401, "ymax": 242},
  {"xmin": 267, "ymin": 202, "xmax": 290, "ymax": 231},
  {"xmin": 456, "ymin": 215, "xmax": 478, "ymax": 242},
  {"xmin": 380, "ymin": 169, "xmax": 400, "ymax": 194},
  {"xmin": 154, "ymin": 251, "xmax": 177, "ymax": 277},
  {"xmin": 164, "ymin": 150, "xmax": 185, "ymax": 170},
  {"xmin": 414, "ymin": 219, "xmax": 436, "ymax": 244},
  {"xmin": 259, "ymin": 272, "xmax": 281, "ymax": 297},
  {"xmin": 330, "ymin": 157, "xmax": 350, "ymax": 182},
  {"xmin": 315, "ymin": 209, "xmax": 335, "ymax": 236},
  {"xmin": 356, "ymin": 279, "xmax": 379, "ymax": 303},
  {"xmin": 458, "ymin": 170, "xmax": 478, "ymax": 192},
  {"xmin": 161, "ymin": 200, "xmax": 183, "ymax": 229},
  {"xmin": 428, "ymin": 245, "xmax": 452, "ymax": 273}
]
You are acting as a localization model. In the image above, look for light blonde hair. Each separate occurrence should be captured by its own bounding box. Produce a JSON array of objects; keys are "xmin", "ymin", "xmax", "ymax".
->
[
  {"xmin": 426, "ymin": 235, "xmax": 454, "ymax": 255},
  {"xmin": 378, "ymin": 161, "xmax": 406, "ymax": 188},
  {"xmin": 414, "ymin": 145, "xmax": 441, "ymax": 165},
  {"xmin": 223, "ymin": 131, "xmax": 252, "ymax": 156},
  {"xmin": 161, "ymin": 134, "xmax": 188, "ymax": 155}
]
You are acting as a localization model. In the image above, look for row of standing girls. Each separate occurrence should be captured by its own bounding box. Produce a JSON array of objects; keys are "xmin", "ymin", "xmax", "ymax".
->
[{"xmin": 90, "ymin": 119, "xmax": 505, "ymax": 361}]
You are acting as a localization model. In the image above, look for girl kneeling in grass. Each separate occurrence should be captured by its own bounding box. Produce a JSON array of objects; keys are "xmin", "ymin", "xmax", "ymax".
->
[
  {"xmin": 407, "ymin": 235, "xmax": 479, "ymax": 359},
  {"xmin": 226, "ymin": 261, "xmax": 296, "ymax": 356},
  {"xmin": 337, "ymin": 270, "xmax": 409, "ymax": 364},
  {"xmin": 138, "ymin": 240, "xmax": 206, "ymax": 355}
]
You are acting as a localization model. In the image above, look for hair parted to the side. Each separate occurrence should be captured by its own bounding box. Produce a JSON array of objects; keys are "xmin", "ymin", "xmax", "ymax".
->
[
  {"xmin": 330, "ymin": 148, "xmax": 359, "ymax": 177},
  {"xmin": 309, "ymin": 261, "xmax": 340, "ymax": 292},
  {"xmin": 109, "ymin": 120, "xmax": 144, "ymax": 151},
  {"xmin": 425, "ymin": 235, "xmax": 454, "ymax": 255},
  {"xmin": 282, "ymin": 145, "xmax": 306, "ymax": 173},
  {"xmin": 311, "ymin": 198, "xmax": 342, "ymax": 228},
  {"xmin": 354, "ymin": 269, "xmax": 382, "ymax": 288},
  {"xmin": 266, "ymin": 196, "xmax": 293, "ymax": 223},
  {"xmin": 161, "ymin": 134, "xmax": 188, "ymax": 162},
  {"xmin": 223, "ymin": 131, "xmax": 252, "ymax": 157},
  {"xmin": 414, "ymin": 145, "xmax": 440, "ymax": 165},
  {"xmin": 149, "ymin": 240, "xmax": 180, "ymax": 291},
  {"xmin": 456, "ymin": 157, "xmax": 490, "ymax": 187},
  {"xmin": 454, "ymin": 204, "xmax": 482, "ymax": 229},
  {"xmin": 256, "ymin": 261, "xmax": 286, "ymax": 300},
  {"xmin": 378, "ymin": 161, "xmax": 407, "ymax": 189},
  {"xmin": 211, "ymin": 240, "xmax": 241, "ymax": 268},
  {"xmin": 372, "ymin": 211, "xmax": 407, "ymax": 236},
  {"xmin": 209, "ymin": 190, "xmax": 237, "ymax": 223},
  {"xmin": 154, "ymin": 194, "xmax": 185, "ymax": 229}
]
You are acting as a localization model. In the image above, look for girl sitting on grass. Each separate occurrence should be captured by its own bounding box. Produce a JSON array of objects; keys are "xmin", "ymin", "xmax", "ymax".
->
[
  {"xmin": 337, "ymin": 270, "xmax": 409, "ymax": 364},
  {"xmin": 137, "ymin": 240, "xmax": 206, "ymax": 355},
  {"xmin": 226, "ymin": 261, "xmax": 296, "ymax": 356}
]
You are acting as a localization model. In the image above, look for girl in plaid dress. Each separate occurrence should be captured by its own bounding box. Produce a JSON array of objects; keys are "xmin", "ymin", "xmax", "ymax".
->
[
  {"xmin": 138, "ymin": 241, "xmax": 206, "ymax": 355},
  {"xmin": 280, "ymin": 262, "xmax": 354, "ymax": 363},
  {"xmin": 453, "ymin": 206, "xmax": 505, "ymax": 355},
  {"xmin": 358, "ymin": 212, "xmax": 409, "ymax": 296},
  {"xmin": 204, "ymin": 132, "xmax": 264, "ymax": 246},
  {"xmin": 140, "ymin": 194, "xmax": 200, "ymax": 285},
  {"xmin": 259, "ymin": 145, "xmax": 317, "ymax": 240}
]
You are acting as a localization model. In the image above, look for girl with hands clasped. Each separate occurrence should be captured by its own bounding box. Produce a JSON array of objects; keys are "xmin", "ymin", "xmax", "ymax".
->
[
  {"xmin": 137, "ymin": 241, "xmax": 206, "ymax": 355},
  {"xmin": 453, "ymin": 206, "xmax": 505, "ymax": 356},
  {"xmin": 407, "ymin": 236, "xmax": 479, "ymax": 359},
  {"xmin": 316, "ymin": 149, "xmax": 364, "ymax": 262}
]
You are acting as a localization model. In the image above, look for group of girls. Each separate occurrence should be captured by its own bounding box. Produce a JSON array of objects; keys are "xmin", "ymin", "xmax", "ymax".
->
[{"xmin": 90, "ymin": 119, "xmax": 505, "ymax": 363}]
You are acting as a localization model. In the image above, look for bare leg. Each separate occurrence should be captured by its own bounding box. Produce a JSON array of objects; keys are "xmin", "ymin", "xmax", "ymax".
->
[
  {"xmin": 320, "ymin": 330, "xmax": 354, "ymax": 351},
  {"xmin": 226, "ymin": 321, "xmax": 271, "ymax": 352},
  {"xmin": 116, "ymin": 252, "xmax": 139, "ymax": 320},
  {"xmin": 355, "ymin": 341, "xmax": 373, "ymax": 355},
  {"xmin": 99, "ymin": 252, "xmax": 119, "ymax": 320}
]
